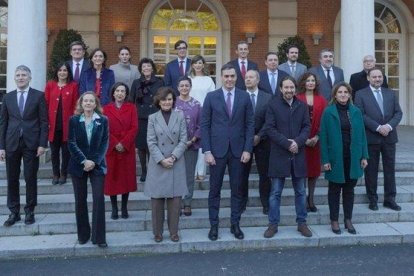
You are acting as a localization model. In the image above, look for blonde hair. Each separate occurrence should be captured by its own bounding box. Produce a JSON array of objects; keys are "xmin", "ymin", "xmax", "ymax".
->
[{"xmin": 75, "ymin": 92, "xmax": 103, "ymax": 115}]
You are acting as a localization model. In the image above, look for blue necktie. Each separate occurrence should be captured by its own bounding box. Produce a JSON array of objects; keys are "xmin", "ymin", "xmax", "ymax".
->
[{"xmin": 270, "ymin": 73, "xmax": 276, "ymax": 94}]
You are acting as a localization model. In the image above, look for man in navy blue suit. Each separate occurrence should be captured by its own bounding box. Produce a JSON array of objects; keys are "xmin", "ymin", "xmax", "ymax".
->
[
  {"xmin": 201, "ymin": 63, "xmax": 254, "ymax": 241},
  {"xmin": 228, "ymin": 41, "xmax": 259, "ymax": 90},
  {"xmin": 258, "ymin": 52, "xmax": 289, "ymax": 96},
  {"xmin": 164, "ymin": 40, "xmax": 191, "ymax": 94}
]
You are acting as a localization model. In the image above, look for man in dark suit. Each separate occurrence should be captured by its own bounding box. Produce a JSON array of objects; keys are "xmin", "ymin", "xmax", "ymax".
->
[
  {"xmin": 354, "ymin": 68, "xmax": 403, "ymax": 212},
  {"xmin": 67, "ymin": 41, "xmax": 90, "ymax": 83},
  {"xmin": 258, "ymin": 52, "xmax": 289, "ymax": 96},
  {"xmin": 263, "ymin": 75, "xmax": 312, "ymax": 238},
  {"xmin": 308, "ymin": 49, "xmax": 344, "ymax": 101},
  {"xmin": 0, "ymin": 65, "xmax": 48, "ymax": 226},
  {"xmin": 349, "ymin": 55, "xmax": 388, "ymax": 99},
  {"xmin": 201, "ymin": 63, "xmax": 254, "ymax": 241},
  {"xmin": 228, "ymin": 41, "xmax": 259, "ymax": 90},
  {"xmin": 240, "ymin": 70, "xmax": 272, "ymax": 215},
  {"xmin": 278, "ymin": 45, "xmax": 307, "ymax": 82},
  {"xmin": 164, "ymin": 40, "xmax": 191, "ymax": 95}
]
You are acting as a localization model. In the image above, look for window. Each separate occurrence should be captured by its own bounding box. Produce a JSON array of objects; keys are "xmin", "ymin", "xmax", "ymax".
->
[
  {"xmin": 374, "ymin": 3, "xmax": 401, "ymax": 94},
  {"xmin": 149, "ymin": 0, "xmax": 220, "ymax": 79}
]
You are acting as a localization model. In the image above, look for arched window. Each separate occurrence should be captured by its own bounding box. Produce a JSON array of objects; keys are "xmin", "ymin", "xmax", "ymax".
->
[
  {"xmin": 0, "ymin": 5, "xmax": 7, "ymax": 102},
  {"xmin": 149, "ymin": 0, "xmax": 220, "ymax": 79},
  {"xmin": 375, "ymin": 3, "xmax": 401, "ymax": 94}
]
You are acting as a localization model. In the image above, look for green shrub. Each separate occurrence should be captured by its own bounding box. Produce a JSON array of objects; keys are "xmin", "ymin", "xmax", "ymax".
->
[
  {"xmin": 277, "ymin": 35, "xmax": 312, "ymax": 68},
  {"xmin": 47, "ymin": 29, "xmax": 88, "ymax": 80}
]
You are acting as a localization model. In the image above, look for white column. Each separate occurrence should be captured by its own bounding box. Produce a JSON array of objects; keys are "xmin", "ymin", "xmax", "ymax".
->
[
  {"xmin": 6, "ymin": 0, "xmax": 47, "ymax": 92},
  {"xmin": 340, "ymin": 0, "xmax": 375, "ymax": 81}
]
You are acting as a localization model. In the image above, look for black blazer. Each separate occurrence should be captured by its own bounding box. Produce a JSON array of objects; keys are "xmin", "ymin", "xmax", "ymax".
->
[
  {"xmin": 67, "ymin": 114, "xmax": 109, "ymax": 177},
  {"xmin": 251, "ymin": 90, "xmax": 272, "ymax": 139},
  {"xmin": 354, "ymin": 87, "xmax": 402, "ymax": 144},
  {"xmin": 67, "ymin": 59, "xmax": 91, "ymax": 79},
  {"xmin": 349, "ymin": 70, "xmax": 388, "ymax": 99},
  {"xmin": 228, "ymin": 59, "xmax": 259, "ymax": 90},
  {"xmin": 258, "ymin": 69, "xmax": 289, "ymax": 95},
  {"xmin": 0, "ymin": 88, "xmax": 48, "ymax": 151}
]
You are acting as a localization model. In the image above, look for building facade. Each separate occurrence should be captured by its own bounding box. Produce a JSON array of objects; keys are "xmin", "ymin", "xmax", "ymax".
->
[{"xmin": 1, "ymin": 0, "xmax": 414, "ymax": 124}]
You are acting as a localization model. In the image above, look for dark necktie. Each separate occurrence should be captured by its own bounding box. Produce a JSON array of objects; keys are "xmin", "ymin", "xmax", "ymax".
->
[
  {"xmin": 250, "ymin": 93, "xmax": 256, "ymax": 113},
  {"xmin": 326, "ymin": 69, "xmax": 333, "ymax": 88},
  {"xmin": 241, "ymin": 61, "xmax": 246, "ymax": 79},
  {"xmin": 74, "ymin": 63, "xmax": 80, "ymax": 82},
  {"xmin": 226, "ymin": 92, "xmax": 232, "ymax": 118},
  {"xmin": 18, "ymin": 91, "xmax": 25, "ymax": 116},
  {"xmin": 179, "ymin": 60, "xmax": 184, "ymax": 76}
]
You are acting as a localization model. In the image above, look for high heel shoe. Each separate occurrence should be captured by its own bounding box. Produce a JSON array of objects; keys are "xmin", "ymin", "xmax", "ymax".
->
[
  {"xmin": 344, "ymin": 219, "xmax": 356, "ymax": 234},
  {"xmin": 331, "ymin": 221, "xmax": 341, "ymax": 235},
  {"xmin": 307, "ymin": 196, "xmax": 318, "ymax": 212}
]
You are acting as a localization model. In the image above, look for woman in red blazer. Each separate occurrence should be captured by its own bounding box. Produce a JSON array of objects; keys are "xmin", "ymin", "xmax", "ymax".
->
[
  {"xmin": 103, "ymin": 82, "xmax": 138, "ymax": 219},
  {"xmin": 296, "ymin": 72, "xmax": 327, "ymax": 212},
  {"xmin": 45, "ymin": 61, "xmax": 79, "ymax": 185}
]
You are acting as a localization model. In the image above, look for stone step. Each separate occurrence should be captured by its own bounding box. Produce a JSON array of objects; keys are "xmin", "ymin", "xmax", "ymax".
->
[
  {"xmin": 2, "ymin": 171, "xmax": 414, "ymax": 196},
  {"xmin": 0, "ymin": 222, "xmax": 413, "ymax": 260},
  {"xmin": 0, "ymin": 202, "xmax": 412, "ymax": 237},
  {"xmin": 0, "ymin": 185, "xmax": 413, "ymax": 215},
  {"xmin": 1, "ymin": 160, "xmax": 414, "ymax": 180}
]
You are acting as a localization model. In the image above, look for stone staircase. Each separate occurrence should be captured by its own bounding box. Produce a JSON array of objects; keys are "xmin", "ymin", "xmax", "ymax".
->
[{"xmin": 0, "ymin": 126, "xmax": 413, "ymax": 259}]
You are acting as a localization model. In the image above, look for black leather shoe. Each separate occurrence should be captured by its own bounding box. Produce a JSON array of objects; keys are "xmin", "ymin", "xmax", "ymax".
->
[
  {"xmin": 368, "ymin": 202, "xmax": 378, "ymax": 211},
  {"xmin": 344, "ymin": 219, "xmax": 356, "ymax": 235},
  {"xmin": 97, "ymin": 243, "xmax": 108, "ymax": 248},
  {"xmin": 59, "ymin": 175, "xmax": 67, "ymax": 185},
  {"xmin": 111, "ymin": 209, "xmax": 119, "ymax": 220},
  {"xmin": 331, "ymin": 221, "xmax": 341, "ymax": 235},
  {"xmin": 4, "ymin": 213, "xmax": 21, "ymax": 227},
  {"xmin": 24, "ymin": 212, "xmax": 35, "ymax": 225},
  {"xmin": 383, "ymin": 201, "xmax": 402, "ymax": 211},
  {"xmin": 139, "ymin": 174, "xmax": 146, "ymax": 182},
  {"xmin": 78, "ymin": 239, "xmax": 89, "ymax": 245},
  {"xmin": 208, "ymin": 225, "xmax": 218, "ymax": 241},
  {"xmin": 121, "ymin": 209, "xmax": 129, "ymax": 219},
  {"xmin": 230, "ymin": 223, "xmax": 244, "ymax": 240},
  {"xmin": 52, "ymin": 175, "xmax": 59, "ymax": 185}
]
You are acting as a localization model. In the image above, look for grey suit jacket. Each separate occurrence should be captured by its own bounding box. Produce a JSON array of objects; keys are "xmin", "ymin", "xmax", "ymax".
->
[
  {"xmin": 354, "ymin": 87, "xmax": 402, "ymax": 144},
  {"xmin": 308, "ymin": 65, "xmax": 344, "ymax": 101},
  {"xmin": 0, "ymin": 88, "xmax": 48, "ymax": 152},
  {"xmin": 279, "ymin": 62, "xmax": 307, "ymax": 82},
  {"xmin": 144, "ymin": 110, "xmax": 188, "ymax": 198}
]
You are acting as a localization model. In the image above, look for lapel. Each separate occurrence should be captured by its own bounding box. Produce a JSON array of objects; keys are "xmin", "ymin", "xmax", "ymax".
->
[
  {"xmin": 22, "ymin": 88, "xmax": 35, "ymax": 118},
  {"xmin": 232, "ymin": 89, "xmax": 240, "ymax": 119},
  {"xmin": 156, "ymin": 111, "xmax": 175, "ymax": 142},
  {"xmin": 90, "ymin": 116, "xmax": 103, "ymax": 144},
  {"xmin": 256, "ymin": 91, "xmax": 266, "ymax": 113},
  {"xmin": 368, "ymin": 89, "xmax": 384, "ymax": 116},
  {"xmin": 261, "ymin": 72, "xmax": 272, "ymax": 94},
  {"xmin": 318, "ymin": 66, "xmax": 328, "ymax": 82},
  {"xmin": 8, "ymin": 91, "xmax": 20, "ymax": 118},
  {"xmin": 108, "ymin": 104, "xmax": 124, "ymax": 127}
]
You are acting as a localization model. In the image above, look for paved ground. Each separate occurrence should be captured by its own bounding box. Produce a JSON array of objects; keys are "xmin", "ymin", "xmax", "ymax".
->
[{"xmin": 1, "ymin": 244, "xmax": 414, "ymax": 275}]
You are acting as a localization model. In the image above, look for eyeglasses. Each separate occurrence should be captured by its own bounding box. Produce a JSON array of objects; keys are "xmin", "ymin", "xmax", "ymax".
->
[{"xmin": 176, "ymin": 47, "xmax": 187, "ymax": 50}]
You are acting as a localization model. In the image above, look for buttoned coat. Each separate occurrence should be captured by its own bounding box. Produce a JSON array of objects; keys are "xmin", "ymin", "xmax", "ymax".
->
[
  {"xmin": 44, "ymin": 80, "xmax": 79, "ymax": 142},
  {"xmin": 144, "ymin": 110, "xmax": 188, "ymax": 198},
  {"xmin": 0, "ymin": 88, "xmax": 49, "ymax": 151},
  {"xmin": 67, "ymin": 114, "xmax": 109, "ymax": 177},
  {"xmin": 79, "ymin": 67, "xmax": 115, "ymax": 106},
  {"xmin": 278, "ymin": 62, "xmax": 307, "ymax": 82},
  {"xmin": 200, "ymin": 88, "xmax": 255, "ymax": 158},
  {"xmin": 308, "ymin": 65, "xmax": 344, "ymax": 101},
  {"xmin": 264, "ymin": 94, "xmax": 310, "ymax": 177},
  {"xmin": 319, "ymin": 104, "xmax": 369, "ymax": 183},
  {"xmin": 354, "ymin": 87, "xmax": 402, "ymax": 145}
]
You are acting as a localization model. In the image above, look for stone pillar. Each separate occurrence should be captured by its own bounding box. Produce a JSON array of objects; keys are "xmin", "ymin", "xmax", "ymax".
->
[
  {"xmin": 340, "ymin": 0, "xmax": 375, "ymax": 81},
  {"xmin": 6, "ymin": 0, "xmax": 47, "ymax": 92}
]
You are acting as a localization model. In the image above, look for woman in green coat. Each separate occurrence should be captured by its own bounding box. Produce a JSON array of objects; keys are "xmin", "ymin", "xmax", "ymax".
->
[{"xmin": 320, "ymin": 82, "xmax": 368, "ymax": 235}]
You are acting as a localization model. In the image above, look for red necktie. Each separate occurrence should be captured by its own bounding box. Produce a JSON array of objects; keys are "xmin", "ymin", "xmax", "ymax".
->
[
  {"xmin": 179, "ymin": 60, "xmax": 184, "ymax": 76},
  {"xmin": 241, "ymin": 61, "xmax": 246, "ymax": 79}
]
